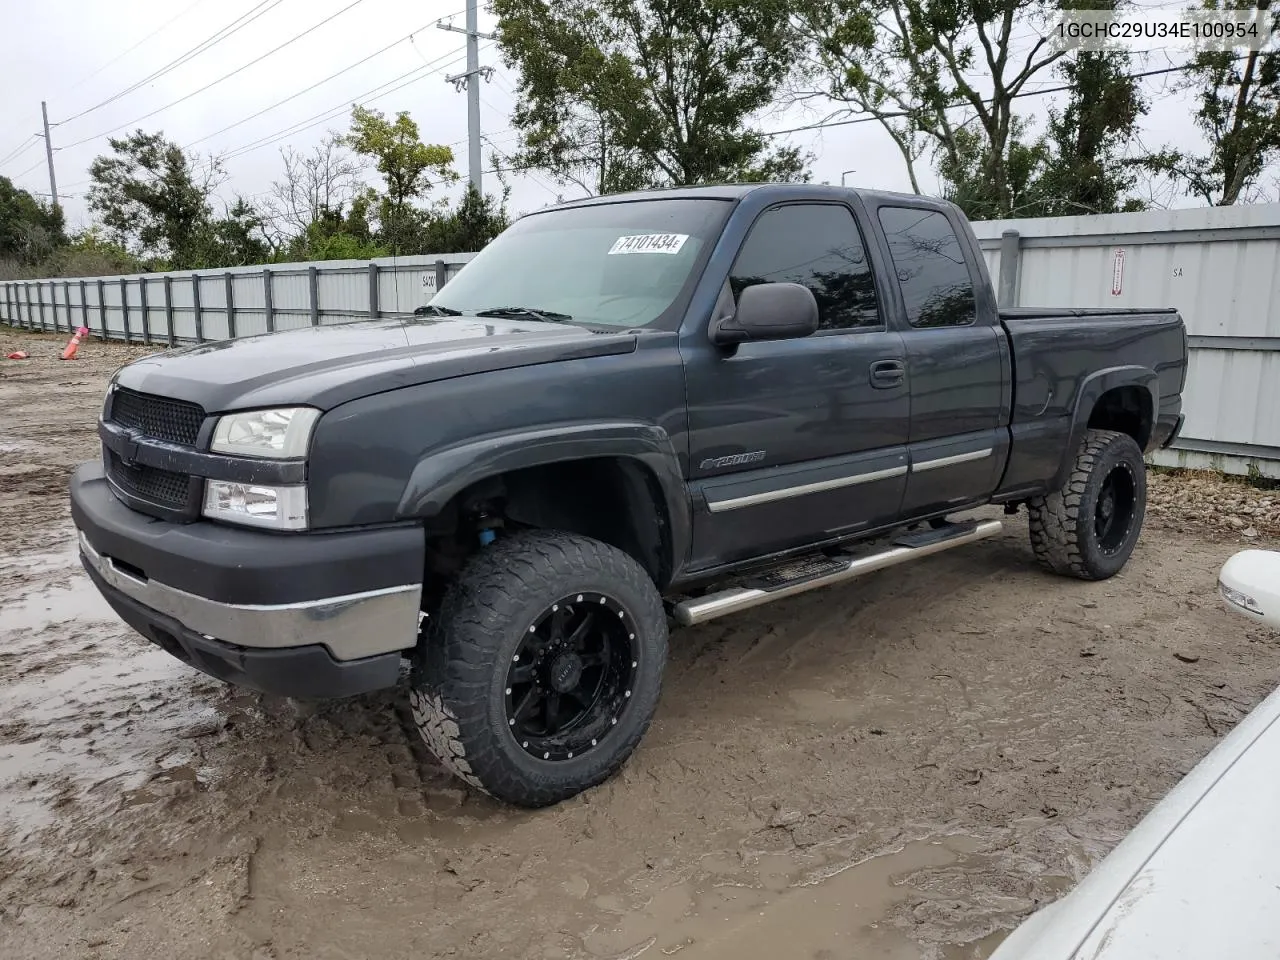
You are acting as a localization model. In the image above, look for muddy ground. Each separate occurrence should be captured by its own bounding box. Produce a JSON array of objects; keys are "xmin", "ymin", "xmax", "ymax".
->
[{"xmin": 2, "ymin": 327, "xmax": 1279, "ymax": 960}]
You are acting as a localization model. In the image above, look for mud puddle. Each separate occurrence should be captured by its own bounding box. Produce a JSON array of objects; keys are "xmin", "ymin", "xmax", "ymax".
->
[
  {"xmin": 1, "ymin": 577, "xmax": 115, "ymax": 633},
  {"xmin": 583, "ymin": 834, "xmax": 1001, "ymax": 960},
  {"xmin": 0, "ymin": 547, "xmax": 222, "ymax": 840}
]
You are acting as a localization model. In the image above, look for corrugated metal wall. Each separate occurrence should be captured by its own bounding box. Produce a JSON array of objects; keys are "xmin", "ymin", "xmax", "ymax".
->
[
  {"xmin": 972, "ymin": 203, "xmax": 1280, "ymax": 478},
  {"xmin": 0, "ymin": 252, "xmax": 476, "ymax": 347}
]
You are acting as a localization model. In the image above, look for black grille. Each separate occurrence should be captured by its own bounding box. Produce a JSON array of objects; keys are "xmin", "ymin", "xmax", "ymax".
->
[
  {"xmin": 110, "ymin": 387, "xmax": 205, "ymax": 446},
  {"xmin": 105, "ymin": 448, "xmax": 191, "ymax": 508}
]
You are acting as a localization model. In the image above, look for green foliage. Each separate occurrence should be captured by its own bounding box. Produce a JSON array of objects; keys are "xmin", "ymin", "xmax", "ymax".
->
[
  {"xmin": 85, "ymin": 130, "xmax": 273, "ymax": 270},
  {"xmin": 419, "ymin": 184, "xmax": 513, "ymax": 254},
  {"xmin": 1028, "ymin": 46, "xmax": 1149, "ymax": 216},
  {"xmin": 45, "ymin": 225, "xmax": 143, "ymax": 277},
  {"xmin": 342, "ymin": 106, "xmax": 458, "ymax": 249},
  {"xmin": 184, "ymin": 198, "xmax": 272, "ymax": 270},
  {"xmin": 939, "ymin": 48, "xmax": 1149, "ymax": 218},
  {"xmin": 937, "ymin": 121, "xmax": 1054, "ymax": 220},
  {"xmin": 492, "ymin": 0, "xmax": 811, "ymax": 193},
  {"xmin": 0, "ymin": 176, "xmax": 67, "ymax": 264},
  {"xmin": 87, "ymin": 130, "xmax": 214, "ymax": 266},
  {"xmin": 1140, "ymin": 0, "xmax": 1280, "ymax": 205},
  {"xmin": 279, "ymin": 204, "xmax": 390, "ymax": 262}
]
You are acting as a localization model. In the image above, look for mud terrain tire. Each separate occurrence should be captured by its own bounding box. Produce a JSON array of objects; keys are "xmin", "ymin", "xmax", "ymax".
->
[
  {"xmin": 1027, "ymin": 428, "xmax": 1147, "ymax": 581},
  {"xmin": 409, "ymin": 529, "xmax": 668, "ymax": 807}
]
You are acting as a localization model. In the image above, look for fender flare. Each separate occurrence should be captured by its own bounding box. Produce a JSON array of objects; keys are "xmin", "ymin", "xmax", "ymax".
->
[
  {"xmin": 396, "ymin": 420, "xmax": 691, "ymax": 574},
  {"xmin": 1051, "ymin": 365, "xmax": 1159, "ymax": 490}
]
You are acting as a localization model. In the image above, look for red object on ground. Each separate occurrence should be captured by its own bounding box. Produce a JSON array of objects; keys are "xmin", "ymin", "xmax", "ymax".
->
[
  {"xmin": 61, "ymin": 326, "xmax": 90, "ymax": 360},
  {"xmin": 6, "ymin": 351, "xmax": 28, "ymax": 360}
]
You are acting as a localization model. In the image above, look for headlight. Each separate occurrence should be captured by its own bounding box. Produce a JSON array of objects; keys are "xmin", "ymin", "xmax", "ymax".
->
[
  {"xmin": 203, "ymin": 481, "xmax": 307, "ymax": 530},
  {"xmin": 210, "ymin": 407, "xmax": 319, "ymax": 459},
  {"xmin": 1220, "ymin": 580, "xmax": 1262, "ymax": 616}
]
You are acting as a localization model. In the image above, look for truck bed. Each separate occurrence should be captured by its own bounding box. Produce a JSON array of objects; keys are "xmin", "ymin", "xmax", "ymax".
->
[{"xmin": 995, "ymin": 307, "xmax": 1188, "ymax": 498}]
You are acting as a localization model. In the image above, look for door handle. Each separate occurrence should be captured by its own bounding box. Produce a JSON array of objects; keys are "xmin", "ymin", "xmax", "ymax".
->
[{"xmin": 869, "ymin": 359, "xmax": 905, "ymax": 389}]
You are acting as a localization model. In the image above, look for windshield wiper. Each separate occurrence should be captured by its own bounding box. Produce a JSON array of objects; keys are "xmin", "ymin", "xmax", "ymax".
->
[
  {"xmin": 413, "ymin": 304, "xmax": 462, "ymax": 316},
  {"xmin": 473, "ymin": 306, "xmax": 575, "ymax": 324}
]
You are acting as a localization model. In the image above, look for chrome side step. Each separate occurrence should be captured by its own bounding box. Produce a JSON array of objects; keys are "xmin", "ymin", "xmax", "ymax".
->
[{"xmin": 671, "ymin": 518, "xmax": 1004, "ymax": 627}]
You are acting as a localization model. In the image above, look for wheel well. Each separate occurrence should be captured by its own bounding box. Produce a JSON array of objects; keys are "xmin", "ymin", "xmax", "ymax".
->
[
  {"xmin": 422, "ymin": 457, "xmax": 673, "ymax": 593},
  {"xmin": 1088, "ymin": 386, "xmax": 1153, "ymax": 450}
]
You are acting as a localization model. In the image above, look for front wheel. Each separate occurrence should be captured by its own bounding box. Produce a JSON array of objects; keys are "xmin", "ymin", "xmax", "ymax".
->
[
  {"xmin": 1027, "ymin": 428, "xmax": 1147, "ymax": 580},
  {"xmin": 408, "ymin": 529, "xmax": 668, "ymax": 807}
]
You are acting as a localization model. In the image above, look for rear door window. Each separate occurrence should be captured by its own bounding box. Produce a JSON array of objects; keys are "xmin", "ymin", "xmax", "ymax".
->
[{"xmin": 877, "ymin": 207, "xmax": 976, "ymax": 328}]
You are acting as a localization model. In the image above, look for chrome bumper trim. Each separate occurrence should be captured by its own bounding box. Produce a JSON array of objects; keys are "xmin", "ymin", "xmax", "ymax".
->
[{"xmin": 77, "ymin": 530, "xmax": 421, "ymax": 661}]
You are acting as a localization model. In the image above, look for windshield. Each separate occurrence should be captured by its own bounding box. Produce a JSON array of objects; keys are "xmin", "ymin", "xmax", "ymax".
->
[{"xmin": 427, "ymin": 198, "xmax": 731, "ymax": 330}]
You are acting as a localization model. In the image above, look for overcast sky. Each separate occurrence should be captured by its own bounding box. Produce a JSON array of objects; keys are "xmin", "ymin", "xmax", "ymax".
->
[{"xmin": 0, "ymin": 0, "xmax": 1218, "ymax": 235}]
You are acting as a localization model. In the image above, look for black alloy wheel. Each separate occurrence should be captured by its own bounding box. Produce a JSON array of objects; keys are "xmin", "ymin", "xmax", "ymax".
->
[{"xmin": 505, "ymin": 592, "xmax": 639, "ymax": 762}]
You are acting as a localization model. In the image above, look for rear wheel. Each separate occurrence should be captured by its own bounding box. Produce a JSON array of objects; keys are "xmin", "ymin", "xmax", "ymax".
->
[
  {"xmin": 409, "ymin": 529, "xmax": 668, "ymax": 807},
  {"xmin": 1027, "ymin": 428, "xmax": 1147, "ymax": 580}
]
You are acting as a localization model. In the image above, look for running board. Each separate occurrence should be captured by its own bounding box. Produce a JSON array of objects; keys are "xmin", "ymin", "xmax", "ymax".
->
[{"xmin": 671, "ymin": 518, "xmax": 1005, "ymax": 627}]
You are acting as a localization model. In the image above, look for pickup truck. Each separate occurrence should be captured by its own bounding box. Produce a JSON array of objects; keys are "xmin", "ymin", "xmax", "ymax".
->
[{"xmin": 69, "ymin": 183, "xmax": 1188, "ymax": 807}]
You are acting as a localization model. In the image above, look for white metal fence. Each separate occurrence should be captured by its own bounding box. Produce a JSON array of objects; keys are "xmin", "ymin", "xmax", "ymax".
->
[
  {"xmin": 4, "ymin": 203, "xmax": 1279, "ymax": 477},
  {"xmin": 971, "ymin": 202, "xmax": 1280, "ymax": 478},
  {"xmin": 0, "ymin": 252, "xmax": 475, "ymax": 345}
]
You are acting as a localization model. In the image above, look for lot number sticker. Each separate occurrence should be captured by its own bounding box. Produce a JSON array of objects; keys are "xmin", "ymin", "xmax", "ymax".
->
[{"xmin": 608, "ymin": 233, "xmax": 689, "ymax": 255}]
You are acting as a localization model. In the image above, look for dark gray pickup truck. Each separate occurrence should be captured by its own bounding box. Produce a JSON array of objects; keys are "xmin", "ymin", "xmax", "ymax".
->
[{"xmin": 70, "ymin": 183, "xmax": 1187, "ymax": 806}]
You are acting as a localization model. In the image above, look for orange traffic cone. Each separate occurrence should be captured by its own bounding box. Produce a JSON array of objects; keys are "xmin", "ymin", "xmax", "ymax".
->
[{"xmin": 61, "ymin": 326, "xmax": 89, "ymax": 360}]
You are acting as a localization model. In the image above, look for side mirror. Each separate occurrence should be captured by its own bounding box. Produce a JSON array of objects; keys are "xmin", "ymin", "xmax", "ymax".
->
[
  {"xmin": 711, "ymin": 282, "xmax": 819, "ymax": 346},
  {"xmin": 1219, "ymin": 549, "xmax": 1280, "ymax": 630}
]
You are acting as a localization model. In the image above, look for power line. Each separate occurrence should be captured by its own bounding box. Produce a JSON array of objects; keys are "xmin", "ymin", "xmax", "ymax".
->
[
  {"xmin": 11, "ymin": 157, "xmax": 46, "ymax": 181},
  {"xmin": 219, "ymin": 44, "xmax": 481, "ymax": 161},
  {"xmin": 482, "ymin": 130, "xmax": 560, "ymax": 200},
  {"xmin": 184, "ymin": 20, "xmax": 440, "ymax": 149},
  {"xmin": 0, "ymin": 136, "xmax": 40, "ymax": 169},
  {"xmin": 764, "ymin": 57, "xmax": 1249, "ymax": 138},
  {"xmin": 50, "ymin": 47, "xmax": 473, "ymax": 199},
  {"xmin": 55, "ymin": 0, "xmax": 212, "ymax": 99},
  {"xmin": 56, "ymin": 0, "xmax": 284, "ymax": 125},
  {"xmin": 61, "ymin": 0, "xmax": 369, "ymax": 150}
]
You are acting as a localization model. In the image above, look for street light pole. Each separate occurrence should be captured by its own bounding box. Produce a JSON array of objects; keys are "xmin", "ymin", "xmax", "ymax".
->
[{"xmin": 840, "ymin": 169, "xmax": 856, "ymax": 187}]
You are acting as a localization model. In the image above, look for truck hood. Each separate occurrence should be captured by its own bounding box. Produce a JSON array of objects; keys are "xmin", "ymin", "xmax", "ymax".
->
[{"xmin": 112, "ymin": 315, "xmax": 638, "ymax": 413}]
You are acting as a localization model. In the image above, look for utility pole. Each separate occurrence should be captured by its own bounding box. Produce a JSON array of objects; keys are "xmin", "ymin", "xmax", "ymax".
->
[
  {"xmin": 438, "ymin": 0, "xmax": 494, "ymax": 197},
  {"xmin": 40, "ymin": 101, "xmax": 59, "ymax": 212}
]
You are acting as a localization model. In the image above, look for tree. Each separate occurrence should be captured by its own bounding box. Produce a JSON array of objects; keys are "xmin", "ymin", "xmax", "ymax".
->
[
  {"xmin": 796, "ymin": 0, "xmax": 1067, "ymax": 212},
  {"xmin": 938, "ymin": 43, "xmax": 1149, "ymax": 218},
  {"xmin": 187, "ymin": 197, "xmax": 272, "ymax": 269},
  {"xmin": 1141, "ymin": 0, "xmax": 1280, "ymax": 205},
  {"xmin": 937, "ymin": 120, "xmax": 1054, "ymax": 218},
  {"xmin": 266, "ymin": 132, "xmax": 366, "ymax": 240},
  {"xmin": 87, "ymin": 129, "xmax": 272, "ymax": 269},
  {"xmin": 39, "ymin": 225, "xmax": 141, "ymax": 278},
  {"xmin": 86, "ymin": 129, "xmax": 222, "ymax": 266},
  {"xmin": 1026, "ymin": 44, "xmax": 1148, "ymax": 216},
  {"xmin": 0, "ymin": 176, "xmax": 66, "ymax": 264},
  {"xmin": 492, "ymin": 0, "xmax": 811, "ymax": 193},
  {"xmin": 279, "ymin": 199, "xmax": 389, "ymax": 262},
  {"xmin": 342, "ymin": 106, "xmax": 458, "ymax": 249},
  {"xmin": 420, "ymin": 183, "xmax": 513, "ymax": 253}
]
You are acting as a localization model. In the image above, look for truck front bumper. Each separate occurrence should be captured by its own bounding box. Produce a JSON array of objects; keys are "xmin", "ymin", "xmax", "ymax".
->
[{"xmin": 70, "ymin": 461, "xmax": 424, "ymax": 699}]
